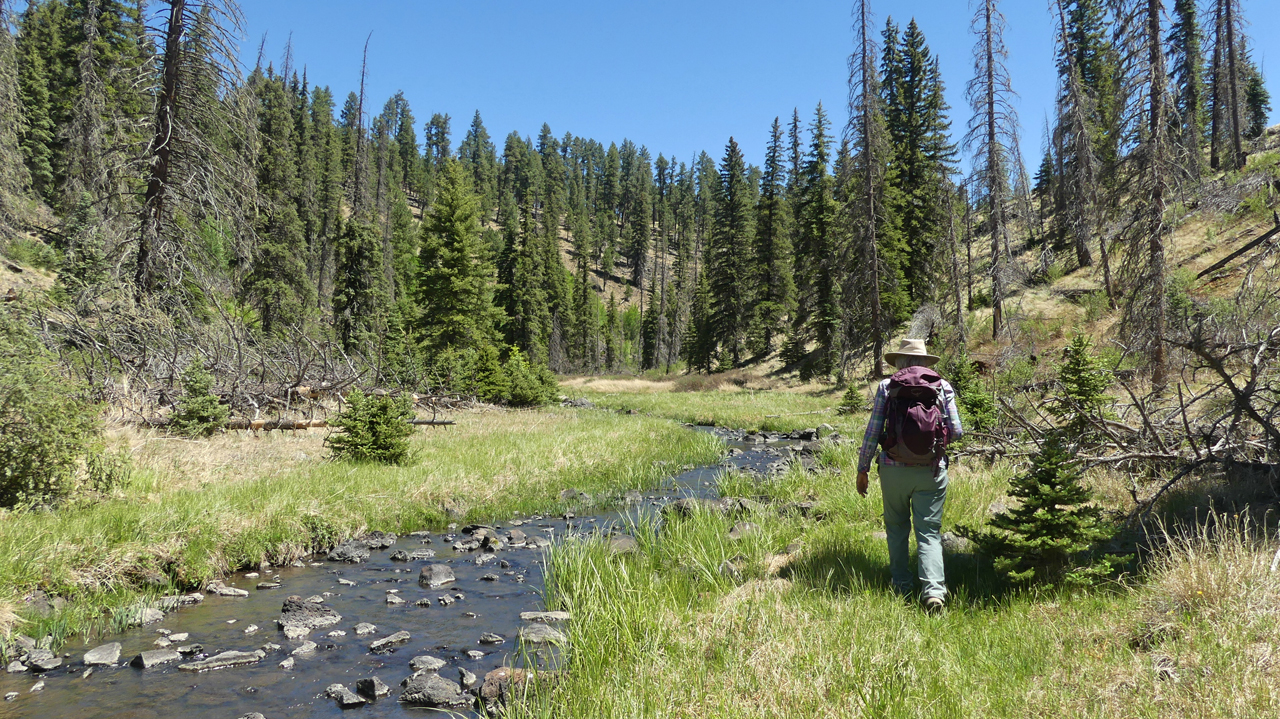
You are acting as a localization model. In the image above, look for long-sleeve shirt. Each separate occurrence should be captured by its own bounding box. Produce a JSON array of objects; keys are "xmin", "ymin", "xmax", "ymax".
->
[{"xmin": 857, "ymin": 377, "xmax": 963, "ymax": 474}]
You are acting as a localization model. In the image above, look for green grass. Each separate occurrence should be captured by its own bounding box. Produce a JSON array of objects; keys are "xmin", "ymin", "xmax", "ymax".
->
[
  {"xmin": 520, "ymin": 455, "xmax": 1280, "ymax": 718},
  {"xmin": 568, "ymin": 384, "xmax": 849, "ymax": 433},
  {"xmin": 0, "ymin": 408, "xmax": 721, "ymax": 650}
]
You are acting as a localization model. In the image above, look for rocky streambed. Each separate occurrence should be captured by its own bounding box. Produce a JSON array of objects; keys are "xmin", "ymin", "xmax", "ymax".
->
[{"xmin": 0, "ymin": 426, "xmax": 830, "ymax": 718}]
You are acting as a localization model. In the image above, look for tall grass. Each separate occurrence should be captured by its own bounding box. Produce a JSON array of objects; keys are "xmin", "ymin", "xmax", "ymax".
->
[
  {"xmin": 0, "ymin": 409, "xmax": 721, "ymax": 646},
  {"xmin": 521, "ymin": 459, "xmax": 1280, "ymax": 717},
  {"xmin": 568, "ymin": 384, "xmax": 849, "ymax": 433}
]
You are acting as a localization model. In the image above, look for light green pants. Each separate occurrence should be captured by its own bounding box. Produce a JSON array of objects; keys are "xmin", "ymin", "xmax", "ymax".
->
[{"xmin": 878, "ymin": 462, "xmax": 948, "ymax": 600}]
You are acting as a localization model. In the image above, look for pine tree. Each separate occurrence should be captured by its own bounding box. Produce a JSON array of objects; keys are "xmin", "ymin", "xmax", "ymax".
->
[
  {"xmin": 458, "ymin": 110, "xmax": 498, "ymax": 217},
  {"xmin": 958, "ymin": 432, "xmax": 1115, "ymax": 585},
  {"xmin": 56, "ymin": 191, "xmax": 107, "ymax": 294},
  {"xmin": 750, "ymin": 117, "xmax": 794, "ymax": 356},
  {"xmin": 416, "ymin": 159, "xmax": 503, "ymax": 354},
  {"xmin": 1242, "ymin": 59, "xmax": 1271, "ymax": 140},
  {"xmin": 704, "ymin": 137, "xmax": 753, "ymax": 366},
  {"xmin": 1168, "ymin": 0, "xmax": 1206, "ymax": 178},
  {"xmin": 15, "ymin": 1, "xmax": 63, "ymax": 200},
  {"xmin": 1050, "ymin": 334, "xmax": 1111, "ymax": 436},
  {"xmin": 787, "ymin": 103, "xmax": 841, "ymax": 377},
  {"xmin": 245, "ymin": 69, "xmax": 313, "ymax": 333},
  {"xmin": 881, "ymin": 19, "xmax": 957, "ymax": 305},
  {"xmin": 334, "ymin": 220, "xmax": 390, "ymax": 351}
]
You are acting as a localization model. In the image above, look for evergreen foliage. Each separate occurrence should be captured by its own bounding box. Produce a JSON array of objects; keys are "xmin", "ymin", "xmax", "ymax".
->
[
  {"xmin": 703, "ymin": 137, "xmax": 754, "ymax": 366},
  {"xmin": 1049, "ymin": 334, "xmax": 1111, "ymax": 436},
  {"xmin": 958, "ymin": 432, "xmax": 1116, "ymax": 585},
  {"xmin": 0, "ymin": 306, "xmax": 100, "ymax": 508},
  {"xmin": 170, "ymin": 360, "xmax": 229, "ymax": 438},
  {"xmin": 326, "ymin": 389, "xmax": 415, "ymax": 465},
  {"xmin": 944, "ymin": 350, "xmax": 996, "ymax": 432}
]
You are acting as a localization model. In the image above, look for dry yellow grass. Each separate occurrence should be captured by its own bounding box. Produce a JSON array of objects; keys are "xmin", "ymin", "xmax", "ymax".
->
[{"xmin": 560, "ymin": 377, "xmax": 676, "ymax": 393}]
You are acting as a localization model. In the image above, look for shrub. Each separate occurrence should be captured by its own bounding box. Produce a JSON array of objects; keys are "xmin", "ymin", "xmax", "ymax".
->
[
  {"xmin": 86, "ymin": 447, "xmax": 133, "ymax": 494},
  {"xmin": 0, "ymin": 308, "xmax": 101, "ymax": 508},
  {"xmin": 169, "ymin": 360, "xmax": 229, "ymax": 437},
  {"xmin": 474, "ymin": 344, "xmax": 509, "ymax": 404},
  {"xmin": 944, "ymin": 350, "xmax": 996, "ymax": 432},
  {"xmin": 957, "ymin": 432, "xmax": 1117, "ymax": 585},
  {"xmin": 326, "ymin": 389, "xmax": 415, "ymax": 465},
  {"xmin": 505, "ymin": 348, "xmax": 555, "ymax": 407}
]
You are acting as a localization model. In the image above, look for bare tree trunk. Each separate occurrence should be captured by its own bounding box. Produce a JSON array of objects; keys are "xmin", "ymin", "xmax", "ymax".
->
[
  {"xmin": 949, "ymin": 192, "xmax": 967, "ymax": 348},
  {"xmin": 857, "ymin": 0, "xmax": 884, "ymax": 377},
  {"xmin": 1224, "ymin": 0, "xmax": 1245, "ymax": 170},
  {"xmin": 1146, "ymin": 0, "xmax": 1169, "ymax": 388},
  {"xmin": 983, "ymin": 0, "xmax": 1004, "ymax": 340},
  {"xmin": 1209, "ymin": 0, "xmax": 1224, "ymax": 171},
  {"xmin": 136, "ymin": 0, "xmax": 185, "ymax": 300}
]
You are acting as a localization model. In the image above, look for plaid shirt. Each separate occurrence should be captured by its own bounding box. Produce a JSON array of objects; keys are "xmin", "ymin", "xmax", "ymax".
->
[{"xmin": 857, "ymin": 377, "xmax": 963, "ymax": 474}]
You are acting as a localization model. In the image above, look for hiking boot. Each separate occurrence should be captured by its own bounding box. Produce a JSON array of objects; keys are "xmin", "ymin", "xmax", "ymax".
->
[{"xmin": 922, "ymin": 596, "xmax": 945, "ymax": 614}]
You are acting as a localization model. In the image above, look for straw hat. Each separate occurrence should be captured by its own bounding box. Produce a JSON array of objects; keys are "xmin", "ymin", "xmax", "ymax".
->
[{"xmin": 883, "ymin": 338, "xmax": 940, "ymax": 368}]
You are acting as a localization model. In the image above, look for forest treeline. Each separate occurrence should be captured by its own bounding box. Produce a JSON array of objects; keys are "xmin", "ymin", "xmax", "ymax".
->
[{"xmin": 0, "ymin": 0, "xmax": 1272, "ymax": 402}]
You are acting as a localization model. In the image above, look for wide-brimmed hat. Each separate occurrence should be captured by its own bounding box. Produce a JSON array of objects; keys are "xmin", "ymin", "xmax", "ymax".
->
[{"xmin": 884, "ymin": 338, "xmax": 940, "ymax": 368}]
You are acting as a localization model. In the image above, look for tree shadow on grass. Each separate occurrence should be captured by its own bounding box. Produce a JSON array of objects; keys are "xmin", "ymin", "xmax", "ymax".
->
[{"xmin": 780, "ymin": 536, "xmax": 1014, "ymax": 609}]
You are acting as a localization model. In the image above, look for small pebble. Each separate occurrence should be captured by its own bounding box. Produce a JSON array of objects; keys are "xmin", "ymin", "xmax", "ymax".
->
[
  {"xmin": 226, "ymin": 619, "xmax": 236, "ymax": 624},
  {"xmin": 337, "ymin": 578, "xmax": 356, "ymax": 586},
  {"xmin": 4, "ymin": 692, "xmax": 17, "ymax": 701},
  {"xmin": 466, "ymin": 650, "xmax": 485, "ymax": 660},
  {"xmin": 243, "ymin": 624, "xmax": 259, "ymax": 635},
  {"xmin": 327, "ymin": 630, "xmax": 346, "ymax": 638},
  {"xmin": 245, "ymin": 572, "xmax": 260, "ymax": 579},
  {"xmin": 168, "ymin": 633, "xmax": 189, "ymax": 642},
  {"xmin": 29, "ymin": 681, "xmax": 44, "ymax": 693},
  {"xmin": 279, "ymin": 657, "xmax": 295, "ymax": 670}
]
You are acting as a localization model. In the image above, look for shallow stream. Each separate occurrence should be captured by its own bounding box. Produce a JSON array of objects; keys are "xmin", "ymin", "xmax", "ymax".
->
[{"xmin": 0, "ymin": 426, "xmax": 802, "ymax": 718}]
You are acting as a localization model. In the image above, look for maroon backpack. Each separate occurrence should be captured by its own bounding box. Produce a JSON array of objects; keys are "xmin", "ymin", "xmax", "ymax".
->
[{"xmin": 879, "ymin": 366, "xmax": 950, "ymax": 471}]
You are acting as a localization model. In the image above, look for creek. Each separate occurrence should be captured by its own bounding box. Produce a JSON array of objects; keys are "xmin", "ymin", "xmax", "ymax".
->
[{"xmin": 0, "ymin": 426, "xmax": 806, "ymax": 718}]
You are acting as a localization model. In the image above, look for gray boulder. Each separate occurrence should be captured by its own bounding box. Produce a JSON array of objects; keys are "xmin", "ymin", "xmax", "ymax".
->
[
  {"xmin": 277, "ymin": 595, "xmax": 341, "ymax": 630},
  {"xmin": 519, "ymin": 611, "xmax": 571, "ymax": 623},
  {"xmin": 608, "ymin": 534, "xmax": 640, "ymax": 555},
  {"xmin": 325, "ymin": 683, "xmax": 367, "ymax": 708},
  {"xmin": 83, "ymin": 642, "xmax": 122, "ymax": 667},
  {"xmin": 409, "ymin": 655, "xmax": 446, "ymax": 672},
  {"xmin": 728, "ymin": 522, "xmax": 759, "ymax": 540},
  {"xmin": 326, "ymin": 540, "xmax": 371, "ymax": 563},
  {"xmin": 360, "ymin": 531, "xmax": 397, "ymax": 549},
  {"xmin": 131, "ymin": 649, "xmax": 182, "ymax": 669},
  {"xmin": 399, "ymin": 672, "xmax": 470, "ymax": 709},
  {"xmin": 356, "ymin": 676, "xmax": 390, "ymax": 699},
  {"xmin": 178, "ymin": 649, "xmax": 266, "ymax": 672},
  {"xmin": 369, "ymin": 631, "xmax": 411, "ymax": 654},
  {"xmin": 418, "ymin": 564, "xmax": 456, "ymax": 588},
  {"xmin": 519, "ymin": 624, "xmax": 567, "ymax": 646},
  {"xmin": 26, "ymin": 650, "xmax": 61, "ymax": 672}
]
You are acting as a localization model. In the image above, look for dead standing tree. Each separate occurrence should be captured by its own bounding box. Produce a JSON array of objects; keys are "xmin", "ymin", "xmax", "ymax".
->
[
  {"xmin": 1115, "ymin": 0, "xmax": 1172, "ymax": 388},
  {"xmin": 136, "ymin": 0, "xmax": 255, "ymax": 306},
  {"xmin": 964, "ymin": 0, "xmax": 1019, "ymax": 340},
  {"xmin": 842, "ymin": 0, "xmax": 890, "ymax": 377}
]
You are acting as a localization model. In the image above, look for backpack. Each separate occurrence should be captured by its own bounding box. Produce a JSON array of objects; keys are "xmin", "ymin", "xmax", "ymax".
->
[{"xmin": 879, "ymin": 366, "xmax": 950, "ymax": 472}]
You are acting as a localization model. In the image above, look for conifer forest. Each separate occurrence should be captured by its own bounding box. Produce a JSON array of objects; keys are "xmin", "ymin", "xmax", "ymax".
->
[
  {"xmin": 0, "ymin": 0, "xmax": 1273, "ymax": 402},
  {"xmin": 5, "ymin": 0, "xmax": 1280, "ymax": 714}
]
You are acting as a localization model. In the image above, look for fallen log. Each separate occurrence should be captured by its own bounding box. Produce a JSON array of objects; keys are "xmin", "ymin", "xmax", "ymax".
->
[
  {"xmin": 408, "ymin": 419, "xmax": 456, "ymax": 427},
  {"xmin": 1196, "ymin": 218, "xmax": 1280, "ymax": 280}
]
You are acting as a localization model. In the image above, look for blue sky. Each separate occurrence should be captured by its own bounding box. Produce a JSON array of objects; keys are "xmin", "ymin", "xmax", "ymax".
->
[{"xmin": 240, "ymin": 0, "xmax": 1279, "ymax": 171}]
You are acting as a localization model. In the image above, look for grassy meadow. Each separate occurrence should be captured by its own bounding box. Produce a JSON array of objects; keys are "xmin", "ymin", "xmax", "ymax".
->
[
  {"xmin": 0, "ymin": 407, "xmax": 721, "ymax": 646},
  {"xmin": 3, "ymin": 381, "xmax": 1275, "ymax": 719},
  {"xmin": 516, "ymin": 386, "xmax": 1276, "ymax": 719}
]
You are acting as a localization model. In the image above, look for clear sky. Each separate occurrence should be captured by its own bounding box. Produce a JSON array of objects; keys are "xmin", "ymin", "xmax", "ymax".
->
[{"xmin": 240, "ymin": 0, "xmax": 1279, "ymax": 171}]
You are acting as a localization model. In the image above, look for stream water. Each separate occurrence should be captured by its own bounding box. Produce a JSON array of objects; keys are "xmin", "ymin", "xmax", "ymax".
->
[{"xmin": 0, "ymin": 426, "xmax": 804, "ymax": 719}]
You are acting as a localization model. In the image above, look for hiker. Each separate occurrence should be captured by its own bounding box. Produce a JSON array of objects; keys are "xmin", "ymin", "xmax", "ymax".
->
[{"xmin": 856, "ymin": 339, "xmax": 963, "ymax": 612}]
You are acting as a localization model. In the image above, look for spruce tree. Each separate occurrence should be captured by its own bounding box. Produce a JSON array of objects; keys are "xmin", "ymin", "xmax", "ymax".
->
[
  {"xmin": 881, "ymin": 19, "xmax": 957, "ymax": 305},
  {"xmin": 0, "ymin": 0, "xmax": 29, "ymax": 226},
  {"xmin": 416, "ymin": 159, "xmax": 503, "ymax": 354},
  {"xmin": 787, "ymin": 103, "xmax": 841, "ymax": 377},
  {"xmin": 1168, "ymin": 0, "xmax": 1206, "ymax": 178},
  {"xmin": 958, "ymin": 432, "xmax": 1115, "ymax": 585},
  {"xmin": 704, "ymin": 137, "xmax": 753, "ymax": 366},
  {"xmin": 457, "ymin": 110, "xmax": 498, "ymax": 217},
  {"xmin": 1050, "ymin": 334, "xmax": 1111, "ymax": 437},
  {"xmin": 245, "ymin": 70, "xmax": 313, "ymax": 333},
  {"xmin": 750, "ymin": 117, "xmax": 794, "ymax": 356},
  {"xmin": 334, "ymin": 220, "xmax": 390, "ymax": 351}
]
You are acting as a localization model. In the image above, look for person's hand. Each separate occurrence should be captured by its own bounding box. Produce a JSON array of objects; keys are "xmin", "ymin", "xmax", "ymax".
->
[{"xmin": 856, "ymin": 471, "xmax": 869, "ymax": 497}]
